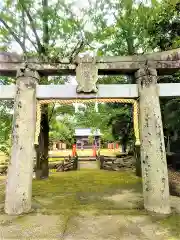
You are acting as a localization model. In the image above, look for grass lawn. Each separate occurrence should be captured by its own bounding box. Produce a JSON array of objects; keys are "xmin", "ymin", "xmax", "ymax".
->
[
  {"xmin": 32, "ymin": 170, "xmax": 143, "ymax": 216},
  {"xmin": 0, "ymin": 170, "xmax": 143, "ymax": 216},
  {"xmin": 0, "ymin": 170, "xmax": 180, "ymax": 238},
  {"xmin": 48, "ymin": 157, "xmax": 65, "ymax": 162}
]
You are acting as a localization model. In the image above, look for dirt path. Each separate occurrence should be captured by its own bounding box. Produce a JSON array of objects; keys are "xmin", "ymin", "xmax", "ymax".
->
[
  {"xmin": 63, "ymin": 214, "xmax": 172, "ymax": 240},
  {"xmin": 1, "ymin": 189, "xmax": 180, "ymax": 239},
  {"xmin": 0, "ymin": 212, "xmax": 178, "ymax": 240},
  {"xmin": 79, "ymin": 161, "xmax": 98, "ymax": 169}
]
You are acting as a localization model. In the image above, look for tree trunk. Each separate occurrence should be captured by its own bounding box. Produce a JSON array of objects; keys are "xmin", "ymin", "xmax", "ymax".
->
[
  {"xmin": 122, "ymin": 143, "xmax": 127, "ymax": 153},
  {"xmin": 136, "ymin": 68, "xmax": 171, "ymax": 215},
  {"xmin": 5, "ymin": 68, "xmax": 39, "ymax": 215},
  {"xmin": 34, "ymin": 0, "xmax": 50, "ymax": 179},
  {"xmin": 41, "ymin": 105, "xmax": 49, "ymax": 178},
  {"xmin": 134, "ymin": 145, "xmax": 141, "ymax": 177},
  {"xmin": 35, "ymin": 104, "xmax": 49, "ymax": 179},
  {"xmin": 167, "ymin": 135, "xmax": 171, "ymax": 153}
]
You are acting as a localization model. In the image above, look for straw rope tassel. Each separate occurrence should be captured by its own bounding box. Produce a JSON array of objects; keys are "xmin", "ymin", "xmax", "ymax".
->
[
  {"xmin": 34, "ymin": 98, "xmax": 140, "ymax": 145},
  {"xmin": 133, "ymin": 100, "xmax": 140, "ymax": 146},
  {"xmin": 34, "ymin": 101, "xmax": 41, "ymax": 145}
]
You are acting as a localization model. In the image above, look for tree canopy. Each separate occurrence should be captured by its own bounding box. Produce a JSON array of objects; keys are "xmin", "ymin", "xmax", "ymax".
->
[{"xmin": 0, "ymin": 0, "xmax": 180, "ymax": 155}]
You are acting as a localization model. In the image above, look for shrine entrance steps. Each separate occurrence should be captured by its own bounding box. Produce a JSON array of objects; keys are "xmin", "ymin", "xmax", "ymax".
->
[
  {"xmin": 78, "ymin": 157, "xmax": 97, "ymax": 161},
  {"xmin": 78, "ymin": 161, "xmax": 98, "ymax": 170}
]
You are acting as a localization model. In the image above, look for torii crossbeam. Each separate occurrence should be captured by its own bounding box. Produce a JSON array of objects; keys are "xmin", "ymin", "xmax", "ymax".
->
[{"xmin": 0, "ymin": 48, "xmax": 180, "ymax": 76}]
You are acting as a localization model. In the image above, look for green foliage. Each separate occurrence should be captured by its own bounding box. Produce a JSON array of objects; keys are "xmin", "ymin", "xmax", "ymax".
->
[
  {"xmin": 49, "ymin": 115, "xmax": 75, "ymax": 147},
  {"xmin": 0, "ymin": 0, "xmax": 97, "ymax": 158},
  {"xmin": 147, "ymin": 0, "xmax": 180, "ymax": 151},
  {"xmin": 88, "ymin": 135, "xmax": 94, "ymax": 144},
  {"xmin": 0, "ymin": 101, "xmax": 13, "ymax": 157},
  {"xmin": 48, "ymin": 103, "xmax": 76, "ymax": 147},
  {"xmin": 0, "ymin": 77, "xmax": 14, "ymax": 157},
  {"xmin": 163, "ymin": 99, "xmax": 180, "ymax": 132},
  {"xmin": 74, "ymin": 102, "xmax": 133, "ymax": 145},
  {"xmin": 88, "ymin": 0, "xmax": 156, "ymax": 56},
  {"xmin": 0, "ymin": 0, "xmax": 94, "ymax": 58},
  {"xmin": 1, "ymin": 0, "xmax": 180, "ymax": 152},
  {"xmin": 147, "ymin": 0, "xmax": 180, "ymax": 51}
]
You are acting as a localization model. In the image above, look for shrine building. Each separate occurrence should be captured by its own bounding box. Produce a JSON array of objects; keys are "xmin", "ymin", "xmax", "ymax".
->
[{"xmin": 74, "ymin": 128, "xmax": 102, "ymax": 149}]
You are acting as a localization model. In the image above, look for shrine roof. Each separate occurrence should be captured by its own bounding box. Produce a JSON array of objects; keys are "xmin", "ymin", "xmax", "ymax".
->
[{"xmin": 74, "ymin": 128, "xmax": 102, "ymax": 136}]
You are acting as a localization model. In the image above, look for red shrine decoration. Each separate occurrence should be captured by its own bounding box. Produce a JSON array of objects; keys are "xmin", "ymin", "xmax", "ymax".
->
[
  {"xmin": 92, "ymin": 145, "xmax": 97, "ymax": 157},
  {"xmin": 72, "ymin": 144, "xmax": 76, "ymax": 157}
]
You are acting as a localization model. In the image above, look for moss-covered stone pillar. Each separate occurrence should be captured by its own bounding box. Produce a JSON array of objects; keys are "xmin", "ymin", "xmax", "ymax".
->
[
  {"xmin": 5, "ymin": 67, "xmax": 39, "ymax": 215},
  {"xmin": 136, "ymin": 67, "xmax": 171, "ymax": 214}
]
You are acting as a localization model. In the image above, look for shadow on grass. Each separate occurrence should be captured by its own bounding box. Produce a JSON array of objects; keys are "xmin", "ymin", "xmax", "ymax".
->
[
  {"xmin": 32, "ymin": 170, "xmax": 143, "ymax": 215},
  {"xmin": 0, "ymin": 170, "xmax": 144, "ymax": 217}
]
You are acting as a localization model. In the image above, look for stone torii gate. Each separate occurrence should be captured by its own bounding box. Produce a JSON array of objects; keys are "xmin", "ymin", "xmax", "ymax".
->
[{"xmin": 1, "ymin": 49, "xmax": 180, "ymax": 215}]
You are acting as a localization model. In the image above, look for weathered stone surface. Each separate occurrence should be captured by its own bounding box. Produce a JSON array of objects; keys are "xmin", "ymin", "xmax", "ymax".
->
[
  {"xmin": 4, "ymin": 67, "xmax": 39, "ymax": 215},
  {"xmin": 137, "ymin": 67, "xmax": 171, "ymax": 215},
  {"xmin": 0, "ymin": 62, "xmax": 76, "ymax": 77},
  {"xmin": 76, "ymin": 53, "xmax": 98, "ymax": 93},
  {"xmin": 2, "ymin": 83, "xmax": 180, "ymax": 100},
  {"xmin": 97, "ymin": 48, "xmax": 180, "ymax": 62},
  {"xmin": 100, "ymin": 156, "xmax": 136, "ymax": 171},
  {"xmin": 0, "ymin": 52, "xmax": 22, "ymax": 62},
  {"xmin": 1, "ymin": 48, "xmax": 180, "ymax": 63},
  {"xmin": 0, "ymin": 212, "xmax": 173, "ymax": 240},
  {"xmin": 1, "ymin": 48, "xmax": 180, "ymax": 76},
  {"xmin": 0, "ymin": 214, "xmax": 64, "ymax": 239}
]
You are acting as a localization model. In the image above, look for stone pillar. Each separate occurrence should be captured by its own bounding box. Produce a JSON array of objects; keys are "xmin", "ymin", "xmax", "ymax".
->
[
  {"xmin": 5, "ymin": 67, "xmax": 39, "ymax": 215},
  {"xmin": 136, "ymin": 68, "xmax": 171, "ymax": 214}
]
